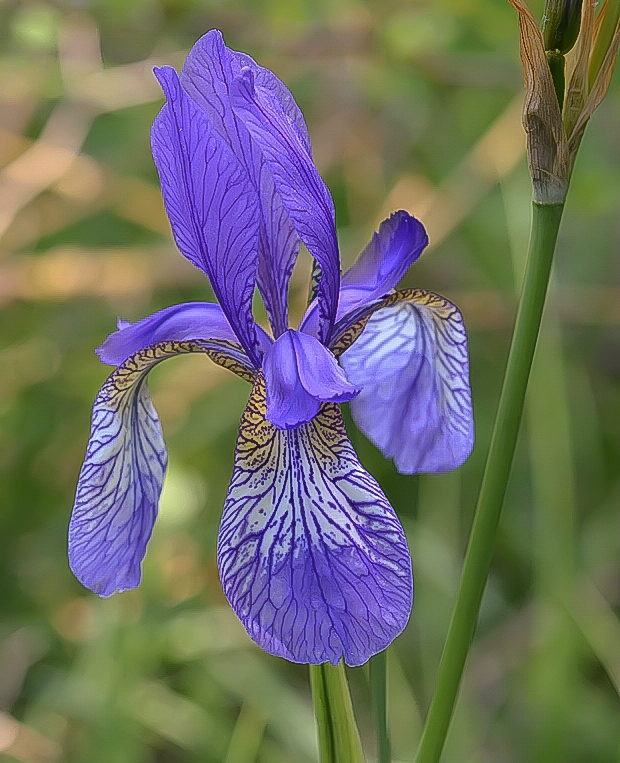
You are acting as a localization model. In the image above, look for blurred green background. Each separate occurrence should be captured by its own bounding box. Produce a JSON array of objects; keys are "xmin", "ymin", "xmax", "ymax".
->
[{"xmin": 0, "ymin": 0, "xmax": 619, "ymax": 761}]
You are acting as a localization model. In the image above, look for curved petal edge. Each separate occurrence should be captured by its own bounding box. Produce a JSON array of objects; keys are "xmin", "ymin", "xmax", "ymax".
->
[
  {"xmin": 97, "ymin": 302, "xmax": 239, "ymax": 366},
  {"xmin": 151, "ymin": 65, "xmax": 261, "ymax": 365},
  {"xmin": 180, "ymin": 31, "xmax": 303, "ymax": 337},
  {"xmin": 338, "ymin": 211, "xmax": 428, "ymax": 317}
]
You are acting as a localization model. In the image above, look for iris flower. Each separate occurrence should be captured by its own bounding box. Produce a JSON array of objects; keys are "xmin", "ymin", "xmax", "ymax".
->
[{"xmin": 69, "ymin": 31, "xmax": 473, "ymax": 667}]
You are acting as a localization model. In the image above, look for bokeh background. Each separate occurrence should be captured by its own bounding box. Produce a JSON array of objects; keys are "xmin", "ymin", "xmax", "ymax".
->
[{"xmin": 0, "ymin": 0, "xmax": 619, "ymax": 760}]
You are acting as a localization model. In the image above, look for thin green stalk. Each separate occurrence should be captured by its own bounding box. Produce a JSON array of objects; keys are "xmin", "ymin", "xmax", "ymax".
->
[
  {"xmin": 309, "ymin": 662, "xmax": 366, "ymax": 763},
  {"xmin": 370, "ymin": 651, "xmax": 391, "ymax": 763},
  {"xmin": 546, "ymin": 51, "xmax": 566, "ymax": 109},
  {"xmin": 414, "ymin": 201, "xmax": 565, "ymax": 763}
]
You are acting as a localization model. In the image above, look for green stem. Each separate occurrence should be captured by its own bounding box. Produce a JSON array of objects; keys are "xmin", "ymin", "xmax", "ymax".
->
[
  {"xmin": 546, "ymin": 50, "xmax": 565, "ymax": 110},
  {"xmin": 414, "ymin": 201, "xmax": 565, "ymax": 763},
  {"xmin": 309, "ymin": 662, "xmax": 366, "ymax": 763},
  {"xmin": 370, "ymin": 651, "xmax": 391, "ymax": 763}
]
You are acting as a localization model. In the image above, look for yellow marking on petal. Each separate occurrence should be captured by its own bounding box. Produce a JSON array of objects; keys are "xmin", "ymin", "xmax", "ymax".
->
[
  {"xmin": 331, "ymin": 288, "xmax": 460, "ymax": 357},
  {"xmin": 103, "ymin": 340, "xmax": 255, "ymax": 401}
]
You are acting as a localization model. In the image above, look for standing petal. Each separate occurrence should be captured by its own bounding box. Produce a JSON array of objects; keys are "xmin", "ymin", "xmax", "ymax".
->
[
  {"xmin": 151, "ymin": 66, "xmax": 261, "ymax": 365},
  {"xmin": 300, "ymin": 211, "xmax": 428, "ymax": 341},
  {"xmin": 70, "ymin": 340, "xmax": 255, "ymax": 597},
  {"xmin": 180, "ymin": 31, "xmax": 310, "ymax": 161},
  {"xmin": 231, "ymin": 67, "xmax": 340, "ymax": 344},
  {"xmin": 218, "ymin": 374, "xmax": 413, "ymax": 666},
  {"xmin": 338, "ymin": 211, "xmax": 428, "ymax": 313},
  {"xmin": 340, "ymin": 290, "xmax": 474, "ymax": 474},
  {"xmin": 180, "ymin": 31, "xmax": 304, "ymax": 337}
]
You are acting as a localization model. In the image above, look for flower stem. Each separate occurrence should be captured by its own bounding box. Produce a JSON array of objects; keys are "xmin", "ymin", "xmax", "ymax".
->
[
  {"xmin": 414, "ymin": 201, "xmax": 565, "ymax": 763},
  {"xmin": 370, "ymin": 650, "xmax": 391, "ymax": 763},
  {"xmin": 309, "ymin": 662, "xmax": 366, "ymax": 763},
  {"xmin": 546, "ymin": 50, "xmax": 566, "ymax": 109}
]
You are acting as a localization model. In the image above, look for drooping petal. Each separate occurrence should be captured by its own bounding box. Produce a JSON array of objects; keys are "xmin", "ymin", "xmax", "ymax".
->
[
  {"xmin": 97, "ymin": 302, "xmax": 238, "ymax": 366},
  {"xmin": 69, "ymin": 339, "xmax": 256, "ymax": 597},
  {"xmin": 262, "ymin": 330, "xmax": 359, "ymax": 430},
  {"xmin": 340, "ymin": 290, "xmax": 473, "ymax": 474},
  {"xmin": 218, "ymin": 374, "xmax": 413, "ymax": 666},
  {"xmin": 300, "ymin": 211, "xmax": 428, "ymax": 341},
  {"xmin": 151, "ymin": 65, "xmax": 261, "ymax": 365},
  {"xmin": 231, "ymin": 67, "xmax": 340, "ymax": 344},
  {"xmin": 180, "ymin": 30, "xmax": 304, "ymax": 336}
]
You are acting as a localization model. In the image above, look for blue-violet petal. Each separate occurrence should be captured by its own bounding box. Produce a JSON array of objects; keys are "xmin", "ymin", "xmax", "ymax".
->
[
  {"xmin": 218, "ymin": 375, "xmax": 413, "ymax": 666},
  {"xmin": 340, "ymin": 291, "xmax": 474, "ymax": 474},
  {"xmin": 151, "ymin": 65, "xmax": 261, "ymax": 365},
  {"xmin": 339, "ymin": 210, "xmax": 428, "ymax": 314},
  {"xmin": 70, "ymin": 343, "xmax": 198, "ymax": 596},
  {"xmin": 263, "ymin": 330, "xmax": 359, "ymax": 430},
  {"xmin": 97, "ymin": 302, "xmax": 239, "ymax": 366},
  {"xmin": 70, "ymin": 339, "xmax": 252, "ymax": 597},
  {"xmin": 301, "ymin": 211, "xmax": 428, "ymax": 339},
  {"xmin": 231, "ymin": 67, "xmax": 340, "ymax": 345},
  {"xmin": 180, "ymin": 31, "xmax": 305, "ymax": 337}
]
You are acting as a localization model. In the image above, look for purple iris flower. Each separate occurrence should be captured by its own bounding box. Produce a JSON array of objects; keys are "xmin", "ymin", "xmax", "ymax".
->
[{"xmin": 69, "ymin": 31, "xmax": 473, "ymax": 667}]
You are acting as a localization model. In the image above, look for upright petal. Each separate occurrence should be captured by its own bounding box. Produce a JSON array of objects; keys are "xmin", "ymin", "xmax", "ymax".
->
[
  {"xmin": 232, "ymin": 49, "xmax": 312, "ymax": 156},
  {"xmin": 180, "ymin": 31, "xmax": 310, "ymax": 160},
  {"xmin": 300, "ymin": 211, "xmax": 428, "ymax": 341},
  {"xmin": 69, "ymin": 339, "xmax": 256, "ymax": 597},
  {"xmin": 231, "ymin": 67, "xmax": 340, "ymax": 344},
  {"xmin": 340, "ymin": 290, "xmax": 473, "ymax": 474},
  {"xmin": 151, "ymin": 65, "xmax": 261, "ymax": 365},
  {"xmin": 180, "ymin": 31, "xmax": 304, "ymax": 336},
  {"xmin": 262, "ymin": 330, "xmax": 359, "ymax": 430},
  {"xmin": 218, "ymin": 374, "xmax": 413, "ymax": 666},
  {"xmin": 339, "ymin": 211, "xmax": 428, "ymax": 312}
]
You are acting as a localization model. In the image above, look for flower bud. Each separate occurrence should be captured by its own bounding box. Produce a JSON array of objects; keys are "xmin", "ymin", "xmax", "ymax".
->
[{"xmin": 542, "ymin": 0, "xmax": 583, "ymax": 53}]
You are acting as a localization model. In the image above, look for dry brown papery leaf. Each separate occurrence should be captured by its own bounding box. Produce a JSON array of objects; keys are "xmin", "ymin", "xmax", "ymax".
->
[
  {"xmin": 563, "ymin": 0, "xmax": 596, "ymax": 137},
  {"xmin": 507, "ymin": 0, "xmax": 569, "ymax": 203},
  {"xmin": 569, "ymin": 24, "xmax": 620, "ymax": 159}
]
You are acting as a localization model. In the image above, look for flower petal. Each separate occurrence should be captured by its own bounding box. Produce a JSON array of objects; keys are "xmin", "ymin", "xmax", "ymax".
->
[
  {"xmin": 340, "ymin": 290, "xmax": 473, "ymax": 474},
  {"xmin": 339, "ymin": 211, "xmax": 428, "ymax": 313},
  {"xmin": 231, "ymin": 67, "xmax": 340, "ymax": 344},
  {"xmin": 181, "ymin": 31, "xmax": 310, "ymax": 161},
  {"xmin": 69, "ymin": 340, "xmax": 254, "ymax": 597},
  {"xmin": 218, "ymin": 374, "xmax": 413, "ymax": 666},
  {"xmin": 180, "ymin": 31, "xmax": 305, "ymax": 336},
  {"xmin": 151, "ymin": 65, "xmax": 261, "ymax": 365},
  {"xmin": 232, "ymin": 49, "xmax": 311, "ymax": 156},
  {"xmin": 97, "ymin": 302, "xmax": 239, "ymax": 366},
  {"xmin": 262, "ymin": 330, "xmax": 359, "ymax": 430},
  {"xmin": 300, "ymin": 211, "xmax": 428, "ymax": 340}
]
